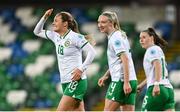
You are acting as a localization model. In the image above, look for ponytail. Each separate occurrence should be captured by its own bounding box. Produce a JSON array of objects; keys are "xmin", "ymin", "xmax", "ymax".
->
[
  {"xmin": 143, "ymin": 27, "xmax": 168, "ymax": 48},
  {"xmin": 69, "ymin": 19, "xmax": 79, "ymax": 33},
  {"xmin": 112, "ymin": 12, "xmax": 120, "ymax": 30}
]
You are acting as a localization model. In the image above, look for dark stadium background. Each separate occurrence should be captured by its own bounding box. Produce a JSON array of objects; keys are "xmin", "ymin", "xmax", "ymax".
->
[{"xmin": 0, "ymin": 0, "xmax": 179, "ymax": 111}]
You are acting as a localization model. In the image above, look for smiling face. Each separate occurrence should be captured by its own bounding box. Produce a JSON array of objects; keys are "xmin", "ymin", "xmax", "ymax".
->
[
  {"xmin": 139, "ymin": 32, "xmax": 154, "ymax": 49},
  {"xmin": 52, "ymin": 15, "xmax": 67, "ymax": 32},
  {"xmin": 97, "ymin": 15, "xmax": 113, "ymax": 34}
]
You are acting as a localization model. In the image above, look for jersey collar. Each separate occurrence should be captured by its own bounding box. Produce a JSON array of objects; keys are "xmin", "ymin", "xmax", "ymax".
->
[
  {"xmin": 60, "ymin": 29, "xmax": 71, "ymax": 39},
  {"xmin": 108, "ymin": 30, "xmax": 116, "ymax": 39}
]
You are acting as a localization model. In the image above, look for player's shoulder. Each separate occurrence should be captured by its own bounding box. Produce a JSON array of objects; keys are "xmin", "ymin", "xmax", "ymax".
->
[
  {"xmin": 70, "ymin": 30, "xmax": 84, "ymax": 39},
  {"xmin": 46, "ymin": 30, "xmax": 59, "ymax": 39},
  {"xmin": 112, "ymin": 30, "xmax": 127, "ymax": 40},
  {"xmin": 112, "ymin": 30, "xmax": 121, "ymax": 37},
  {"xmin": 148, "ymin": 45, "xmax": 161, "ymax": 51},
  {"xmin": 47, "ymin": 30, "xmax": 57, "ymax": 35},
  {"xmin": 147, "ymin": 45, "xmax": 162, "ymax": 55}
]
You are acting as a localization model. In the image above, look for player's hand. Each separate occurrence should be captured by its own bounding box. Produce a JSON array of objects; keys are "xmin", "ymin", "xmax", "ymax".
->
[
  {"xmin": 71, "ymin": 68, "xmax": 82, "ymax": 81},
  {"xmin": 85, "ymin": 34, "xmax": 96, "ymax": 46},
  {"xmin": 123, "ymin": 82, "xmax": 132, "ymax": 95},
  {"xmin": 137, "ymin": 84, "xmax": 143, "ymax": 94},
  {"xmin": 44, "ymin": 8, "xmax": 53, "ymax": 19},
  {"xmin": 98, "ymin": 75, "xmax": 108, "ymax": 87},
  {"xmin": 152, "ymin": 85, "xmax": 160, "ymax": 96}
]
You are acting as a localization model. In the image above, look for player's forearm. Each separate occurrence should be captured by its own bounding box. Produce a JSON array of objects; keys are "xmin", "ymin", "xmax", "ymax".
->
[
  {"xmin": 120, "ymin": 53, "xmax": 129, "ymax": 83},
  {"xmin": 104, "ymin": 69, "xmax": 110, "ymax": 77},
  {"xmin": 139, "ymin": 79, "xmax": 147, "ymax": 88},
  {"xmin": 78, "ymin": 43, "xmax": 96, "ymax": 72},
  {"xmin": 153, "ymin": 60, "xmax": 161, "ymax": 82},
  {"xmin": 33, "ymin": 16, "xmax": 46, "ymax": 36},
  {"xmin": 102, "ymin": 69, "xmax": 110, "ymax": 79}
]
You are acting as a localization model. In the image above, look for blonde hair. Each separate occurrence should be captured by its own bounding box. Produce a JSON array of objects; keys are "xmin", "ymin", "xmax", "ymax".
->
[{"xmin": 101, "ymin": 11, "xmax": 120, "ymax": 30}]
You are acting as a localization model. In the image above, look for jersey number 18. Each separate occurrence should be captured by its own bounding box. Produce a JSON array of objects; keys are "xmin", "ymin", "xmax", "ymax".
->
[{"xmin": 58, "ymin": 45, "xmax": 64, "ymax": 55}]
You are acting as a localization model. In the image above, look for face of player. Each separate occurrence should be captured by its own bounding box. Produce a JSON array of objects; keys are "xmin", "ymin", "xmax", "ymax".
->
[
  {"xmin": 97, "ymin": 15, "xmax": 113, "ymax": 34},
  {"xmin": 139, "ymin": 32, "xmax": 154, "ymax": 49},
  {"xmin": 52, "ymin": 15, "xmax": 67, "ymax": 33}
]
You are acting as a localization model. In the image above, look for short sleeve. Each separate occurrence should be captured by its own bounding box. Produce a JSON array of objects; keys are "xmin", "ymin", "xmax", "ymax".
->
[
  {"xmin": 111, "ymin": 36, "xmax": 126, "ymax": 56},
  {"xmin": 147, "ymin": 47, "xmax": 161, "ymax": 63}
]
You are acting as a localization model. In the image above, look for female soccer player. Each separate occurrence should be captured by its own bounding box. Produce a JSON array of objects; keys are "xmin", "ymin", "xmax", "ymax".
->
[
  {"xmin": 138, "ymin": 27, "xmax": 175, "ymax": 111},
  {"xmin": 97, "ymin": 11, "xmax": 137, "ymax": 111},
  {"xmin": 33, "ymin": 8, "xmax": 96, "ymax": 111}
]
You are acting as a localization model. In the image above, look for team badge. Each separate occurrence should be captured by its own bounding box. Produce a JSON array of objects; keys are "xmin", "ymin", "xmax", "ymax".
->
[
  {"xmin": 115, "ymin": 40, "xmax": 121, "ymax": 47},
  {"xmin": 64, "ymin": 40, "xmax": 71, "ymax": 47},
  {"xmin": 150, "ymin": 49, "xmax": 156, "ymax": 55}
]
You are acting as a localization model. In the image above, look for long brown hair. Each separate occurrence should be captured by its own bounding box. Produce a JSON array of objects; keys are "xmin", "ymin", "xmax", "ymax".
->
[
  {"xmin": 56, "ymin": 11, "xmax": 79, "ymax": 33},
  {"xmin": 56, "ymin": 11, "xmax": 96, "ymax": 46},
  {"xmin": 142, "ymin": 27, "xmax": 168, "ymax": 48}
]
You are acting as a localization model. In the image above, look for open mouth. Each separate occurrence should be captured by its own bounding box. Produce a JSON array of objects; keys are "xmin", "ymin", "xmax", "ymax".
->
[{"xmin": 99, "ymin": 28, "xmax": 104, "ymax": 31}]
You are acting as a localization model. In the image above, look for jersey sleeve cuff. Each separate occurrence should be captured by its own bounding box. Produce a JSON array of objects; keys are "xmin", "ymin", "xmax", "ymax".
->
[
  {"xmin": 80, "ymin": 41, "xmax": 88, "ymax": 49},
  {"xmin": 78, "ymin": 66, "xmax": 86, "ymax": 72},
  {"xmin": 116, "ymin": 51, "xmax": 125, "ymax": 57}
]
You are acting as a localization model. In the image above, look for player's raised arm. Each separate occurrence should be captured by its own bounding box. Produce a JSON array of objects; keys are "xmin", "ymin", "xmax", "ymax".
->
[{"xmin": 33, "ymin": 8, "xmax": 53, "ymax": 38}]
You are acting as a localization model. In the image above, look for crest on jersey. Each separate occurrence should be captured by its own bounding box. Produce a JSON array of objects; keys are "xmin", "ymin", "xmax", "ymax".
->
[
  {"xmin": 115, "ymin": 40, "xmax": 121, "ymax": 47},
  {"xmin": 64, "ymin": 40, "xmax": 71, "ymax": 47}
]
